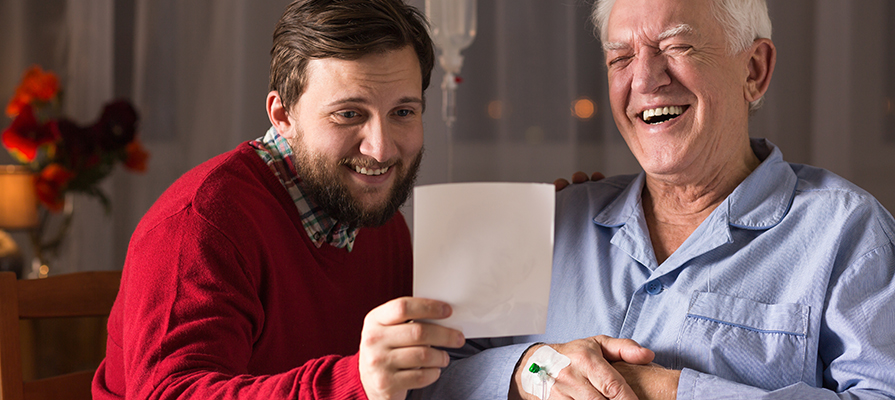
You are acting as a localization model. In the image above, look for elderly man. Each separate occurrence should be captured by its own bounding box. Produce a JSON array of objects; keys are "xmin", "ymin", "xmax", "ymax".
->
[
  {"xmin": 92, "ymin": 1, "xmax": 464, "ymax": 399},
  {"xmin": 420, "ymin": 0, "xmax": 895, "ymax": 399}
]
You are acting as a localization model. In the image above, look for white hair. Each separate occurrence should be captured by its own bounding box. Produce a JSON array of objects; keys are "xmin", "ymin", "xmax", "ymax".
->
[{"xmin": 591, "ymin": 0, "xmax": 773, "ymax": 111}]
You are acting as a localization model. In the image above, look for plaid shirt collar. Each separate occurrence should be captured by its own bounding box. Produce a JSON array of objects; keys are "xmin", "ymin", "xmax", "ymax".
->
[{"xmin": 251, "ymin": 127, "xmax": 359, "ymax": 251}]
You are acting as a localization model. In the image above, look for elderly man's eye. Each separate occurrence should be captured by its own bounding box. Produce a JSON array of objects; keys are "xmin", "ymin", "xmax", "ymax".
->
[
  {"xmin": 609, "ymin": 56, "xmax": 632, "ymax": 66},
  {"xmin": 664, "ymin": 45, "xmax": 692, "ymax": 54}
]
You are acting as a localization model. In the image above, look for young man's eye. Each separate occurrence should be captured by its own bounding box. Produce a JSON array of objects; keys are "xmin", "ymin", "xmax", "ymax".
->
[
  {"xmin": 337, "ymin": 111, "xmax": 359, "ymax": 119},
  {"xmin": 395, "ymin": 109, "xmax": 413, "ymax": 117}
]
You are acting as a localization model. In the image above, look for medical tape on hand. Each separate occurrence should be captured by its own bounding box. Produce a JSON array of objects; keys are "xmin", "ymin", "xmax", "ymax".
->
[{"xmin": 520, "ymin": 345, "xmax": 571, "ymax": 400}]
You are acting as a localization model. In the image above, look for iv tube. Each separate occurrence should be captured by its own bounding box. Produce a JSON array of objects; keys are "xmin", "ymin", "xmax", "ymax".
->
[{"xmin": 425, "ymin": 0, "xmax": 477, "ymax": 181}]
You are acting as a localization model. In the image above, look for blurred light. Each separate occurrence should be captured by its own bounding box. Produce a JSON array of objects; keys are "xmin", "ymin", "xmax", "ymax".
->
[
  {"xmin": 572, "ymin": 97, "xmax": 596, "ymax": 120},
  {"xmin": 487, "ymin": 100, "xmax": 504, "ymax": 119},
  {"xmin": 0, "ymin": 165, "xmax": 38, "ymax": 230},
  {"xmin": 886, "ymin": 97, "xmax": 894, "ymax": 115}
]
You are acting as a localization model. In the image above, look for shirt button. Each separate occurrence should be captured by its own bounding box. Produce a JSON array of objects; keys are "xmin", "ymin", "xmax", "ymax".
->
[
  {"xmin": 313, "ymin": 232, "xmax": 322, "ymax": 240},
  {"xmin": 645, "ymin": 280, "xmax": 663, "ymax": 295}
]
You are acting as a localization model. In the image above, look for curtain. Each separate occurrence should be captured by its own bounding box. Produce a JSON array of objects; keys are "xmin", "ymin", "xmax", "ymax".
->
[{"xmin": 1, "ymin": 0, "xmax": 894, "ymax": 274}]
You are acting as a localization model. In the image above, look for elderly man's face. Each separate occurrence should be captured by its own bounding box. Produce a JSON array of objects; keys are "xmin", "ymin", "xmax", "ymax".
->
[
  {"xmin": 284, "ymin": 46, "xmax": 424, "ymax": 227},
  {"xmin": 603, "ymin": 0, "xmax": 754, "ymax": 178}
]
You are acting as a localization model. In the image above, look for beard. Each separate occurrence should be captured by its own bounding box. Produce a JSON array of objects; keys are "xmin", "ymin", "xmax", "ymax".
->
[{"xmin": 290, "ymin": 138, "xmax": 423, "ymax": 228}]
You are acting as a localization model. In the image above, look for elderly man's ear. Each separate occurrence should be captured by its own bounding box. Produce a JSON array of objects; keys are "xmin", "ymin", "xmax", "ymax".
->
[{"xmin": 744, "ymin": 38, "xmax": 777, "ymax": 103}]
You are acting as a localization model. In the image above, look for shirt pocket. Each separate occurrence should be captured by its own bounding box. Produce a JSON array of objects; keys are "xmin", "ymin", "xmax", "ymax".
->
[{"xmin": 676, "ymin": 291, "xmax": 810, "ymax": 390}]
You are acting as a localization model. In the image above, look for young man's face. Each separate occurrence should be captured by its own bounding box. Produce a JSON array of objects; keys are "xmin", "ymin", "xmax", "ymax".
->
[{"xmin": 284, "ymin": 46, "xmax": 424, "ymax": 227}]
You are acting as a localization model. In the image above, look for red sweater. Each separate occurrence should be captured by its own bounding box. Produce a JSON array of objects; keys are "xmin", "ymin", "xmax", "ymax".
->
[{"xmin": 93, "ymin": 143, "xmax": 412, "ymax": 399}]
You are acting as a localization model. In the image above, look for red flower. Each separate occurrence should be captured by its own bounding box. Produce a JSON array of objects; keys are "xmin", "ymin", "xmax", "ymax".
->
[
  {"xmin": 35, "ymin": 163, "xmax": 74, "ymax": 211},
  {"xmin": 5, "ymin": 66, "xmax": 60, "ymax": 118},
  {"xmin": 124, "ymin": 139, "xmax": 149, "ymax": 172},
  {"xmin": 92, "ymin": 100, "xmax": 139, "ymax": 151},
  {"xmin": 1, "ymin": 104, "xmax": 58, "ymax": 162}
]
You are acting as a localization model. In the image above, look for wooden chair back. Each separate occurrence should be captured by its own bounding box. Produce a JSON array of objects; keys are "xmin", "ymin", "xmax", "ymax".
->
[{"xmin": 0, "ymin": 271, "xmax": 121, "ymax": 400}]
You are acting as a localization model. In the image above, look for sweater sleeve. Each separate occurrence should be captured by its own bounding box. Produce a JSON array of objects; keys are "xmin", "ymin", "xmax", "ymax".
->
[{"xmin": 108, "ymin": 205, "xmax": 369, "ymax": 400}]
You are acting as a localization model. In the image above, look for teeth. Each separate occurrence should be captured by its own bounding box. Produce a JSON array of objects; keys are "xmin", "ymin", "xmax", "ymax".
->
[
  {"xmin": 642, "ymin": 106, "xmax": 684, "ymax": 123},
  {"xmin": 354, "ymin": 165, "xmax": 390, "ymax": 176}
]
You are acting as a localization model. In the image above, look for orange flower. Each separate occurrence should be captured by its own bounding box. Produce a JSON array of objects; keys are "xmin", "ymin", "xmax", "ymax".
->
[
  {"xmin": 5, "ymin": 65, "xmax": 60, "ymax": 118},
  {"xmin": 124, "ymin": 139, "xmax": 150, "ymax": 172},
  {"xmin": 1, "ymin": 104, "xmax": 58, "ymax": 163},
  {"xmin": 34, "ymin": 163, "xmax": 74, "ymax": 211}
]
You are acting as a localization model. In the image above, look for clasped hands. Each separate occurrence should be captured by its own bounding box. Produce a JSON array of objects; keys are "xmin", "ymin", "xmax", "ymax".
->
[{"xmin": 511, "ymin": 336, "xmax": 680, "ymax": 400}]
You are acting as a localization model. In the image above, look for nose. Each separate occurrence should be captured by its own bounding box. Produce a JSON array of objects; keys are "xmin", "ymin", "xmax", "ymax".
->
[
  {"xmin": 632, "ymin": 51, "xmax": 671, "ymax": 94},
  {"xmin": 359, "ymin": 116, "xmax": 398, "ymax": 163}
]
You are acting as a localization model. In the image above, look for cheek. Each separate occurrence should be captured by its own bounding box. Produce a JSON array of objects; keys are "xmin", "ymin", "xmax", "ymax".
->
[
  {"xmin": 300, "ymin": 127, "xmax": 356, "ymax": 160},
  {"xmin": 397, "ymin": 124, "xmax": 424, "ymax": 155},
  {"xmin": 607, "ymin": 72, "xmax": 632, "ymax": 110}
]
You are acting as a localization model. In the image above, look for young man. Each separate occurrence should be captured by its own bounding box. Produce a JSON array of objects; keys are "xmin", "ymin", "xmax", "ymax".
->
[{"xmin": 93, "ymin": 1, "xmax": 463, "ymax": 399}]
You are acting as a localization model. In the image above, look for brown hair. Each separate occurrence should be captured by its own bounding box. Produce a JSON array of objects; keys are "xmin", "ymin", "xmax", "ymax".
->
[{"xmin": 270, "ymin": 0, "xmax": 435, "ymax": 112}]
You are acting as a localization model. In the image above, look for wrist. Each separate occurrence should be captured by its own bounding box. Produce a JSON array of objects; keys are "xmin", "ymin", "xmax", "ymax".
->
[
  {"xmin": 513, "ymin": 343, "xmax": 544, "ymax": 375},
  {"xmin": 509, "ymin": 343, "xmax": 543, "ymax": 400}
]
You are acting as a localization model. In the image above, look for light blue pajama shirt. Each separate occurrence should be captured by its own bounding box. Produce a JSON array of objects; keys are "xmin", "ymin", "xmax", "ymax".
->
[{"xmin": 418, "ymin": 139, "xmax": 895, "ymax": 399}]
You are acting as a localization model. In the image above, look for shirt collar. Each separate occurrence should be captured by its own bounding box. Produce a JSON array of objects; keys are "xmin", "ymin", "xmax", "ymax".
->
[
  {"xmin": 252, "ymin": 127, "xmax": 359, "ymax": 251},
  {"xmin": 594, "ymin": 138, "xmax": 797, "ymax": 231},
  {"xmin": 726, "ymin": 138, "xmax": 797, "ymax": 229}
]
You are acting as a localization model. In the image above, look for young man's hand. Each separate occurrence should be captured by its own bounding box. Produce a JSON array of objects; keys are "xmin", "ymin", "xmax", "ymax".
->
[{"xmin": 359, "ymin": 297, "xmax": 465, "ymax": 400}]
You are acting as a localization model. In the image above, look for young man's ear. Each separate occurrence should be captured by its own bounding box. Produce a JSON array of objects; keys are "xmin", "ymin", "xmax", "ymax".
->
[
  {"xmin": 744, "ymin": 38, "xmax": 776, "ymax": 103},
  {"xmin": 267, "ymin": 91, "xmax": 294, "ymax": 138}
]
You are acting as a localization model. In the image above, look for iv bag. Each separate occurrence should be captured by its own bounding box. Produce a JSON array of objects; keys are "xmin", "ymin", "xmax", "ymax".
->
[{"xmin": 426, "ymin": 0, "xmax": 477, "ymax": 74}]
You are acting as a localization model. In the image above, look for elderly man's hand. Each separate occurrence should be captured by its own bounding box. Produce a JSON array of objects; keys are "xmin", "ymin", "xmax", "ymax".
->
[
  {"xmin": 510, "ymin": 335, "xmax": 654, "ymax": 400},
  {"xmin": 554, "ymin": 171, "xmax": 606, "ymax": 191},
  {"xmin": 612, "ymin": 362, "xmax": 680, "ymax": 400},
  {"xmin": 359, "ymin": 297, "xmax": 465, "ymax": 400}
]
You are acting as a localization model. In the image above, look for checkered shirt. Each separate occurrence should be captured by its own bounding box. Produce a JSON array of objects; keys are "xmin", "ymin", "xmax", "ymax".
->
[{"xmin": 250, "ymin": 127, "xmax": 358, "ymax": 251}]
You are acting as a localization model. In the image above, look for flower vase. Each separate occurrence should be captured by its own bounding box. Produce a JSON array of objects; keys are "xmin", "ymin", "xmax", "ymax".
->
[{"xmin": 28, "ymin": 193, "xmax": 74, "ymax": 279}]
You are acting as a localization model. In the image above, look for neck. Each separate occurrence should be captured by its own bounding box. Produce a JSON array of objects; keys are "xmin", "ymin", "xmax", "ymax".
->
[{"xmin": 642, "ymin": 141, "xmax": 760, "ymax": 264}]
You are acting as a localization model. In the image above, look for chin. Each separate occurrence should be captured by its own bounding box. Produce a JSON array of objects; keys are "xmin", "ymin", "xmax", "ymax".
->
[{"xmin": 350, "ymin": 184, "xmax": 392, "ymax": 205}]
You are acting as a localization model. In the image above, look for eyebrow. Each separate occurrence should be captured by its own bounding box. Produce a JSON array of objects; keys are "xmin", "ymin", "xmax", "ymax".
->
[
  {"xmin": 326, "ymin": 96, "xmax": 424, "ymax": 107},
  {"xmin": 602, "ymin": 23, "xmax": 695, "ymax": 52},
  {"xmin": 657, "ymin": 24, "xmax": 694, "ymax": 41},
  {"xmin": 398, "ymin": 96, "xmax": 424, "ymax": 106},
  {"xmin": 602, "ymin": 41, "xmax": 629, "ymax": 52}
]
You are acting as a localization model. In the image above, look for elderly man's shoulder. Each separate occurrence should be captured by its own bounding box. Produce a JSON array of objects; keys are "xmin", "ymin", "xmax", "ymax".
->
[
  {"xmin": 791, "ymin": 162, "xmax": 885, "ymax": 205},
  {"xmin": 790, "ymin": 162, "xmax": 895, "ymax": 235}
]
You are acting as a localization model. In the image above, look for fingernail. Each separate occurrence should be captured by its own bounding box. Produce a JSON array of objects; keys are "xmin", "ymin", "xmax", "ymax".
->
[{"xmin": 443, "ymin": 304, "xmax": 452, "ymax": 317}]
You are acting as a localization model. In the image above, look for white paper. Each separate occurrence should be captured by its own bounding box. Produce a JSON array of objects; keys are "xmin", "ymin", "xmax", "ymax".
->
[{"xmin": 413, "ymin": 182, "xmax": 554, "ymax": 338}]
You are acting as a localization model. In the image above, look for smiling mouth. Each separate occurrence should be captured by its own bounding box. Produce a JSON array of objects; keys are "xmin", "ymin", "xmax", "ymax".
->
[
  {"xmin": 640, "ymin": 105, "xmax": 686, "ymax": 125},
  {"xmin": 350, "ymin": 164, "xmax": 390, "ymax": 176}
]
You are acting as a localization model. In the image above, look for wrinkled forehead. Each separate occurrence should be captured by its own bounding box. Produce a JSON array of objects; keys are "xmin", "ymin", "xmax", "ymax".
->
[{"xmin": 604, "ymin": 0, "xmax": 717, "ymax": 47}]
